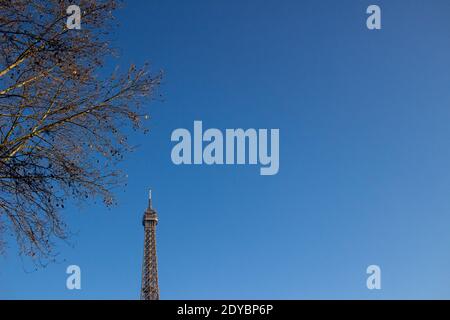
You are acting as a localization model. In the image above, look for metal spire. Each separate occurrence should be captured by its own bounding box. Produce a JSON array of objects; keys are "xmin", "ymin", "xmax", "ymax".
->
[{"xmin": 148, "ymin": 189, "xmax": 152, "ymax": 209}]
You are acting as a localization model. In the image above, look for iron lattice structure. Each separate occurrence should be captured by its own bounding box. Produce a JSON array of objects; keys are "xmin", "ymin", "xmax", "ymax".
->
[{"xmin": 140, "ymin": 191, "xmax": 160, "ymax": 300}]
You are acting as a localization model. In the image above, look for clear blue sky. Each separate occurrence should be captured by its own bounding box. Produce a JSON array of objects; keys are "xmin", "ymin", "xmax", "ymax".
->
[{"xmin": 2, "ymin": 0, "xmax": 450, "ymax": 299}]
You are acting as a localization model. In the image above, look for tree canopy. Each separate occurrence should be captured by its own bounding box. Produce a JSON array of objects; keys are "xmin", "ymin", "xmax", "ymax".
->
[{"xmin": 0, "ymin": 0, "xmax": 161, "ymax": 264}]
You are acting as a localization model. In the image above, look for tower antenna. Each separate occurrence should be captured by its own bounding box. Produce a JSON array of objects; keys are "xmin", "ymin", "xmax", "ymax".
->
[{"xmin": 148, "ymin": 189, "xmax": 152, "ymax": 208}]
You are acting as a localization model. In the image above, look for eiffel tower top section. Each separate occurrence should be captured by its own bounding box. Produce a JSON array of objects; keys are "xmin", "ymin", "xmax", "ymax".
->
[
  {"xmin": 143, "ymin": 189, "xmax": 158, "ymax": 225},
  {"xmin": 140, "ymin": 189, "xmax": 160, "ymax": 300}
]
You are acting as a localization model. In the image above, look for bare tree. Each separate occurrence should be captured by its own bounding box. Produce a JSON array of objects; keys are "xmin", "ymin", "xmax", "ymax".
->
[{"xmin": 0, "ymin": 0, "xmax": 161, "ymax": 264}]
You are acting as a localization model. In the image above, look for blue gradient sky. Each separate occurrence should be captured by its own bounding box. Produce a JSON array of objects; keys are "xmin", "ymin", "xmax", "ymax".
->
[{"xmin": 2, "ymin": 0, "xmax": 450, "ymax": 299}]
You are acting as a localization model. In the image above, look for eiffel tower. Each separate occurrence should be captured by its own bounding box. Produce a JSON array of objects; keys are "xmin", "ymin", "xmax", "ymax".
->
[{"xmin": 140, "ymin": 190, "xmax": 160, "ymax": 300}]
